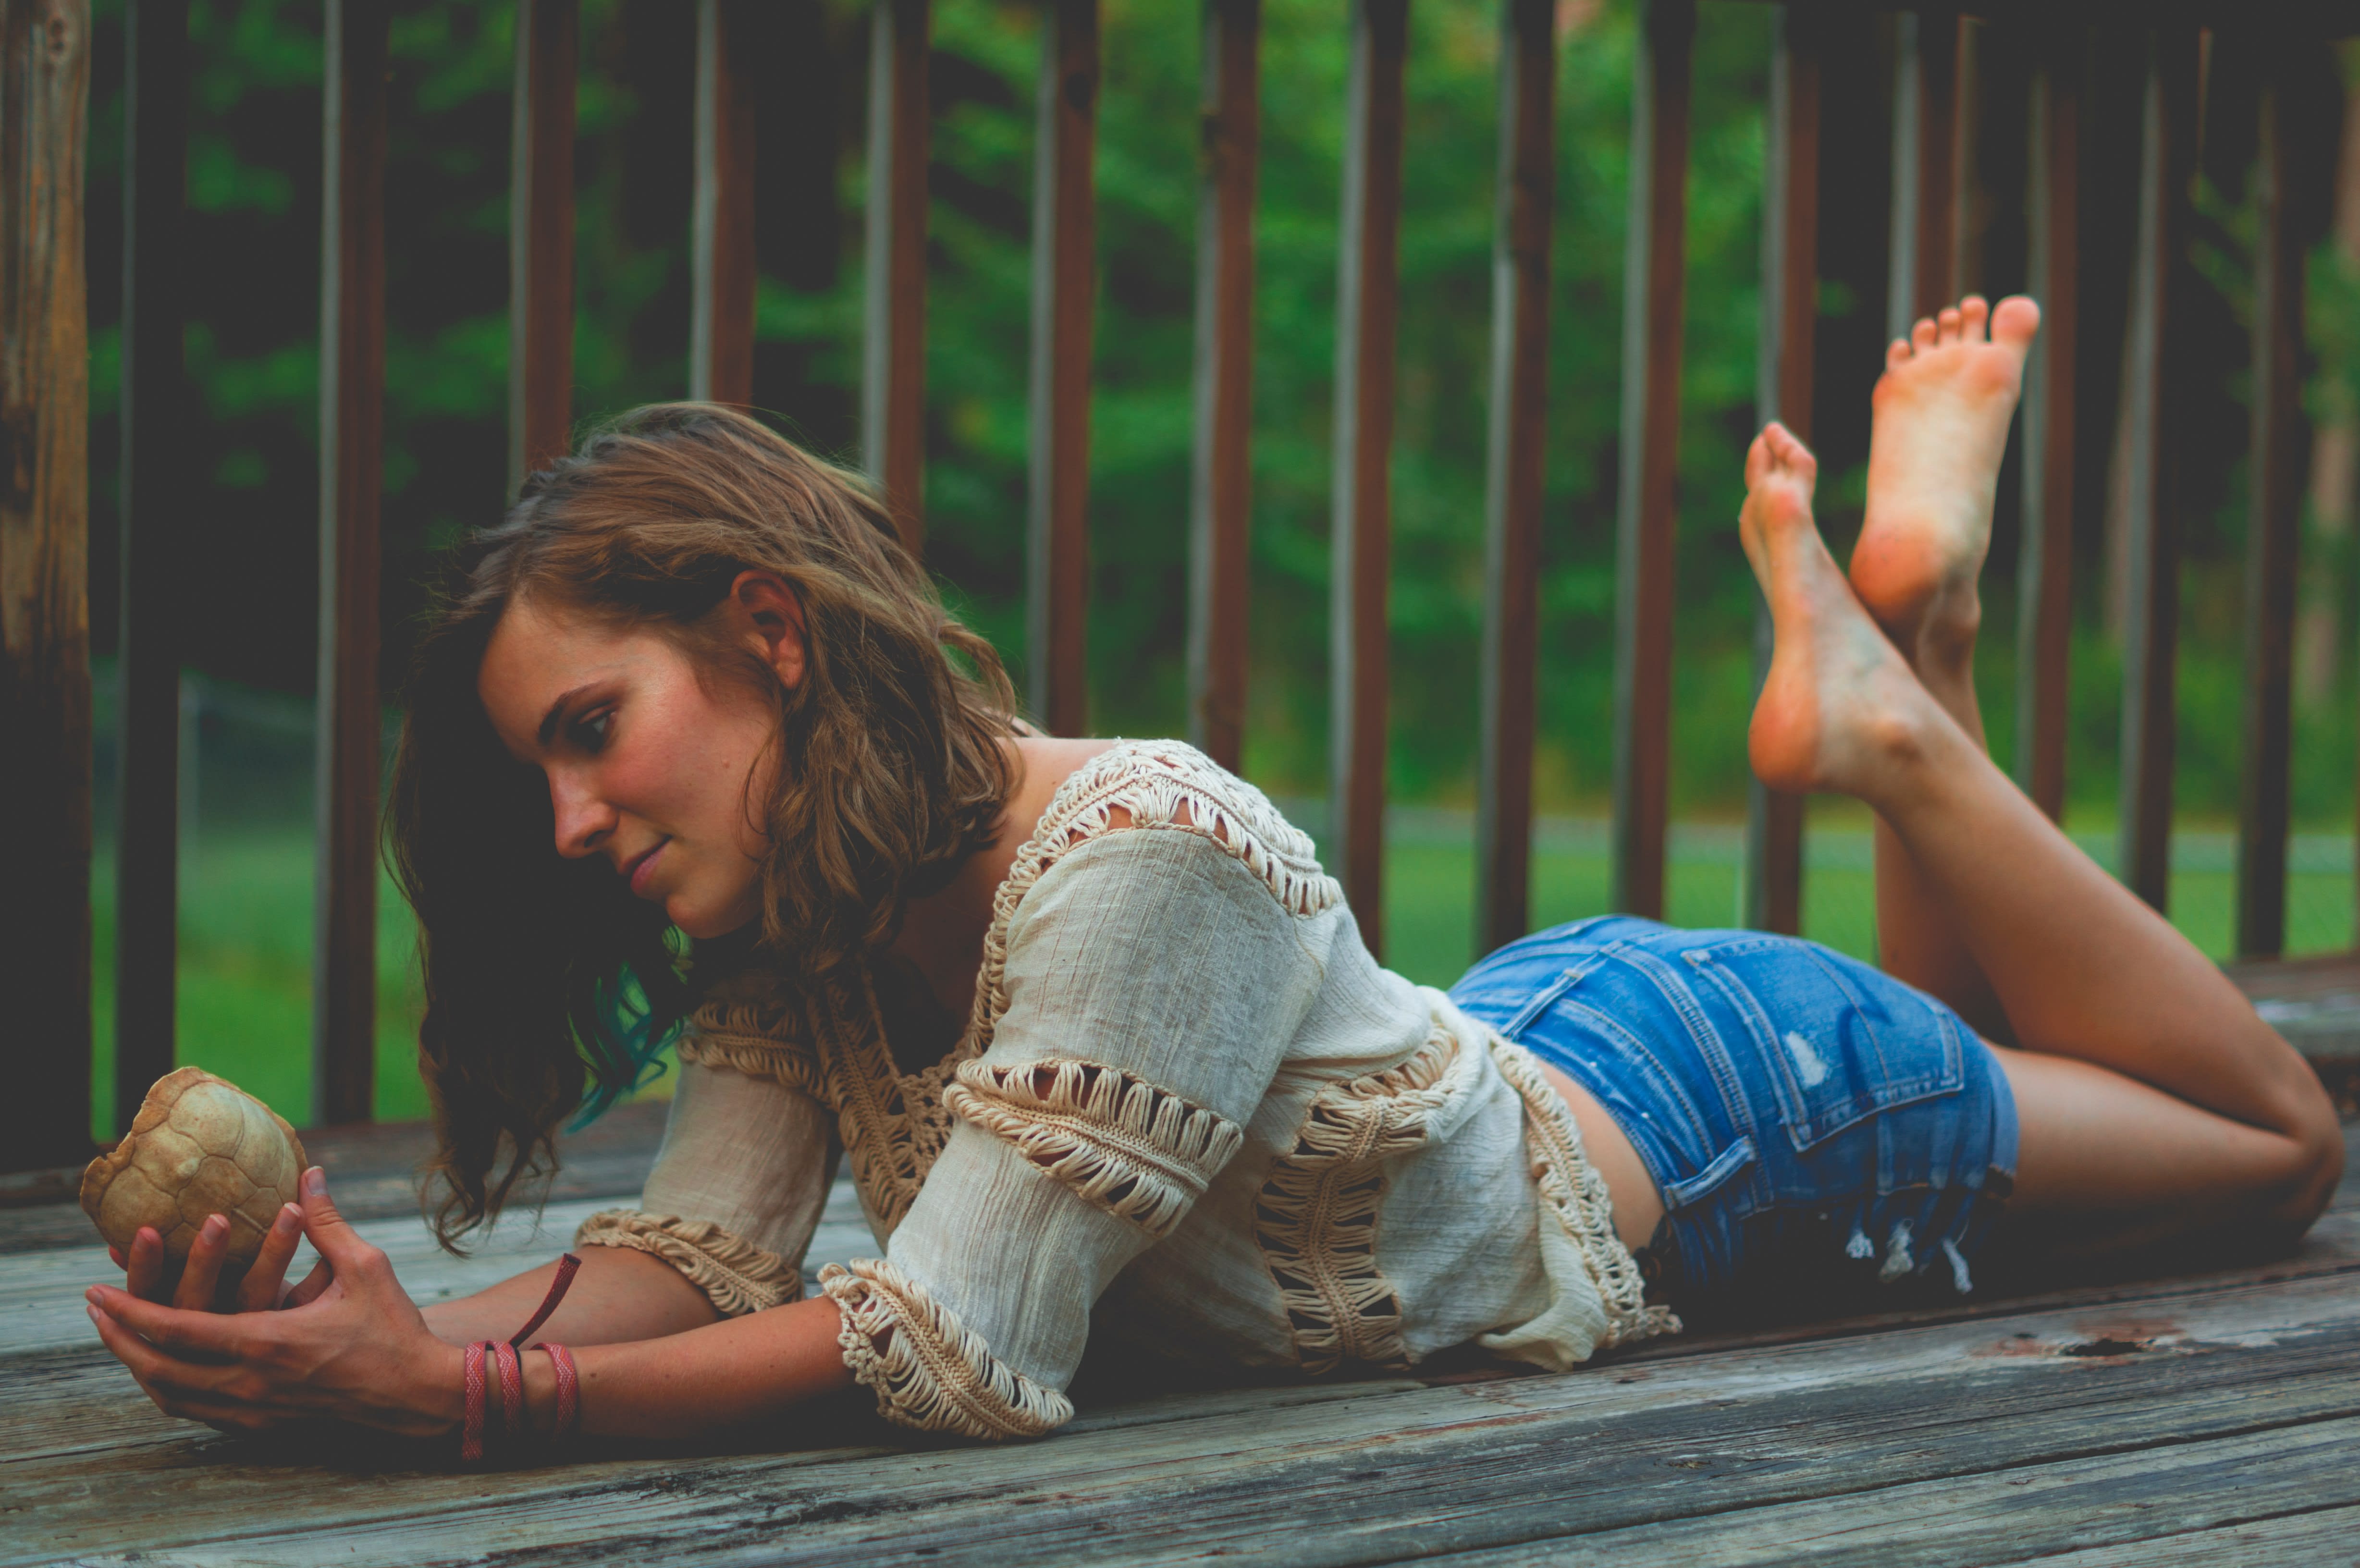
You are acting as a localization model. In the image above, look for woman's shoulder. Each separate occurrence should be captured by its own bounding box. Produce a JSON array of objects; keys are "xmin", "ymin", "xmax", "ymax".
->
[{"xmin": 1010, "ymin": 738, "xmax": 1342, "ymax": 921}]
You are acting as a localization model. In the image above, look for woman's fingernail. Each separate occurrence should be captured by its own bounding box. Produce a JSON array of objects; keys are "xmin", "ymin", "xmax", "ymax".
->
[
  {"xmin": 203, "ymin": 1213, "xmax": 227, "ymax": 1236},
  {"xmin": 85, "ymin": 1286, "xmax": 103, "ymax": 1306},
  {"xmin": 87, "ymin": 1304, "xmax": 102, "ymax": 1326},
  {"xmin": 302, "ymin": 1166, "xmax": 326, "ymax": 1198},
  {"xmin": 276, "ymin": 1204, "xmax": 299, "ymax": 1229}
]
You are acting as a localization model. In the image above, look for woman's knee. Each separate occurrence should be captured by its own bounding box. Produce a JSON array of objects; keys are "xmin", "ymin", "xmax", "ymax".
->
[{"xmin": 2266, "ymin": 1105, "xmax": 2346, "ymax": 1235}]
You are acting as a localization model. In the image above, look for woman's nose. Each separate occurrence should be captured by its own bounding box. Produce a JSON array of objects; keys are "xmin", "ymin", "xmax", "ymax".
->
[{"xmin": 549, "ymin": 772, "xmax": 617, "ymax": 858}]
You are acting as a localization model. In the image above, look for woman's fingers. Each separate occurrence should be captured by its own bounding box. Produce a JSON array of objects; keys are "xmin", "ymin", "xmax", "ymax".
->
[
  {"xmin": 236, "ymin": 1205, "xmax": 305, "ymax": 1313},
  {"xmin": 284, "ymin": 1256, "xmax": 334, "ymax": 1309},
  {"xmin": 88, "ymin": 1285, "xmax": 246, "ymax": 1361},
  {"xmin": 173, "ymin": 1215, "xmax": 232, "ymax": 1311},
  {"xmin": 124, "ymin": 1227, "xmax": 167, "ymax": 1302}
]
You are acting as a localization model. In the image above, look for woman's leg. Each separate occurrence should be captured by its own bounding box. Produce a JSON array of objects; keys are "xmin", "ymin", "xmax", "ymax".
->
[
  {"xmin": 1845, "ymin": 296, "xmax": 2036, "ymax": 1043},
  {"xmin": 1740, "ymin": 423, "xmax": 2343, "ymax": 1250}
]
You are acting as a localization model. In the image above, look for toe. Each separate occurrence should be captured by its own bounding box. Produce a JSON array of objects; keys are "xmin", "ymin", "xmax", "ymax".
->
[
  {"xmin": 1887, "ymin": 337, "xmax": 1912, "ymax": 370},
  {"xmin": 1746, "ymin": 430, "xmax": 1774, "ymax": 489},
  {"xmin": 1937, "ymin": 307, "xmax": 1962, "ymax": 345},
  {"xmin": 1991, "ymin": 294, "xmax": 2041, "ymax": 351},
  {"xmin": 1912, "ymin": 316, "xmax": 1940, "ymax": 351},
  {"xmin": 1959, "ymin": 295, "xmax": 1989, "ymax": 340}
]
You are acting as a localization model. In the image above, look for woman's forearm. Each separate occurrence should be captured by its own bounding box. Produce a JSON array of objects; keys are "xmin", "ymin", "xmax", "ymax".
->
[
  {"xmin": 514, "ymin": 1295, "xmax": 855, "ymax": 1439},
  {"xmin": 420, "ymin": 1246, "xmax": 719, "ymax": 1347}
]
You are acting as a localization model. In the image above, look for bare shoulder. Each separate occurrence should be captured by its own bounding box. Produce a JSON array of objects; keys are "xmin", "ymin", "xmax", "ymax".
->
[{"xmin": 1005, "ymin": 735, "xmax": 1124, "ymax": 833}]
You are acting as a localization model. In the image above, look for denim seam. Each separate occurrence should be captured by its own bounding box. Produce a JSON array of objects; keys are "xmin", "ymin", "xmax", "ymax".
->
[
  {"xmin": 1604, "ymin": 944, "xmax": 1760, "ymax": 1152},
  {"xmin": 1493, "ymin": 951, "xmax": 1609, "ymax": 1040},
  {"xmin": 1542, "ymin": 997, "xmax": 1729, "ymax": 1203}
]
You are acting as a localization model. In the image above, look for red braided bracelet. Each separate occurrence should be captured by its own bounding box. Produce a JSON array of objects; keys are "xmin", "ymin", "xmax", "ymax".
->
[
  {"xmin": 455, "ymin": 1254, "xmax": 585, "ymax": 1464},
  {"xmin": 508, "ymin": 1253, "xmax": 581, "ymax": 1347},
  {"xmin": 542, "ymin": 1343, "xmax": 580, "ymax": 1442},
  {"xmin": 492, "ymin": 1341, "xmax": 524, "ymax": 1446},
  {"xmin": 460, "ymin": 1340, "xmax": 491, "ymax": 1463}
]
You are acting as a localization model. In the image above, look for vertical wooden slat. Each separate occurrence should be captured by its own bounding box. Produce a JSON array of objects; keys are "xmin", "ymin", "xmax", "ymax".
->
[
  {"xmin": 2015, "ymin": 19, "xmax": 2081, "ymax": 823},
  {"xmin": 1328, "ymin": 0, "xmax": 1407, "ymax": 956},
  {"xmin": 0, "ymin": 0, "xmax": 92, "ymax": 1168},
  {"xmin": 1609, "ymin": 0, "xmax": 1694, "ymax": 921},
  {"xmin": 689, "ymin": 0, "xmax": 754, "ymax": 408},
  {"xmin": 1474, "ymin": 0, "xmax": 1554, "ymax": 956},
  {"xmin": 2116, "ymin": 25, "xmax": 2200, "ymax": 915},
  {"xmin": 313, "ymin": 0, "xmax": 387, "ymax": 1127},
  {"xmin": 2237, "ymin": 47, "xmax": 2306, "ymax": 960},
  {"xmin": 1026, "ymin": 0, "xmax": 1097, "ymax": 737},
  {"xmin": 1887, "ymin": 7, "xmax": 1961, "ymax": 334},
  {"xmin": 1186, "ymin": 0, "xmax": 1258, "ymax": 772},
  {"xmin": 863, "ymin": 0, "xmax": 929, "ymax": 557},
  {"xmin": 113, "ymin": 0, "xmax": 188, "ymax": 1131},
  {"xmin": 509, "ymin": 0, "xmax": 576, "ymax": 490},
  {"xmin": 1742, "ymin": 0, "xmax": 1821, "ymax": 937}
]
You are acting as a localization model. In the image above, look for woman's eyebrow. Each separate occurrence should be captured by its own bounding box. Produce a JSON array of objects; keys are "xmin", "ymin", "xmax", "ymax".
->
[{"xmin": 536, "ymin": 686, "xmax": 594, "ymax": 749}]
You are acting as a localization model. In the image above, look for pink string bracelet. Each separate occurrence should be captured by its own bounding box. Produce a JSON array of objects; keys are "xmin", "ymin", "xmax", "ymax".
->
[{"xmin": 456, "ymin": 1253, "xmax": 583, "ymax": 1464}]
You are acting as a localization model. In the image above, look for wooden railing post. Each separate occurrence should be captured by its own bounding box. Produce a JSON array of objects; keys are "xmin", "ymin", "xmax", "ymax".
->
[
  {"xmin": 1186, "ymin": 0, "xmax": 1258, "ymax": 772},
  {"xmin": 690, "ymin": 0, "xmax": 754, "ymax": 408},
  {"xmin": 864, "ymin": 0, "xmax": 929, "ymax": 558},
  {"xmin": 2116, "ymin": 24, "xmax": 2200, "ymax": 915},
  {"xmin": 2237, "ymin": 39, "xmax": 2308, "ymax": 959},
  {"xmin": 1329, "ymin": 0, "xmax": 1407, "ymax": 956},
  {"xmin": 1887, "ymin": 7, "xmax": 1961, "ymax": 334},
  {"xmin": 113, "ymin": 0, "xmax": 188, "ymax": 1131},
  {"xmin": 509, "ymin": 0, "xmax": 577, "ymax": 490},
  {"xmin": 1609, "ymin": 0, "xmax": 1694, "ymax": 921},
  {"xmin": 1474, "ymin": 0, "xmax": 1554, "ymax": 956},
  {"xmin": 1027, "ymin": 0, "xmax": 1097, "ymax": 737},
  {"xmin": 313, "ymin": 0, "xmax": 387, "ymax": 1128},
  {"xmin": 1742, "ymin": 0, "xmax": 1821, "ymax": 937},
  {"xmin": 1, "ymin": 0, "xmax": 92, "ymax": 1168},
  {"xmin": 2016, "ymin": 19, "xmax": 2082, "ymax": 824}
]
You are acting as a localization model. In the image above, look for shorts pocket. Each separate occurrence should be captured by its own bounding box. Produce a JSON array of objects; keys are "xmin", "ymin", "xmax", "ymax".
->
[{"xmin": 1682, "ymin": 938, "xmax": 1964, "ymax": 1152}]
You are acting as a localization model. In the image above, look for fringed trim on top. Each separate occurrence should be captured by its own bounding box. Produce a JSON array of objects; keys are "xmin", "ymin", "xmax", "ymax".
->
[
  {"xmin": 676, "ymin": 966, "xmax": 831, "ymax": 1100},
  {"xmin": 574, "ymin": 1209, "xmax": 802, "ymax": 1317},
  {"xmin": 822, "ymin": 740, "xmax": 1342, "ymax": 1241},
  {"xmin": 820, "ymin": 1258, "xmax": 1074, "ymax": 1441},
  {"xmin": 1251, "ymin": 1027, "xmax": 1479, "ymax": 1374},
  {"xmin": 944, "ymin": 1058, "xmax": 1245, "ymax": 1238},
  {"xmin": 818, "ymin": 963, "xmax": 954, "ymax": 1238},
  {"xmin": 1486, "ymin": 1039, "xmax": 1681, "ymax": 1348}
]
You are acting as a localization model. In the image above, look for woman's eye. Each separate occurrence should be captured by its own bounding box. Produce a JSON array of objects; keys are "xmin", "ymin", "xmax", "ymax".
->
[{"xmin": 573, "ymin": 710, "xmax": 614, "ymax": 749}]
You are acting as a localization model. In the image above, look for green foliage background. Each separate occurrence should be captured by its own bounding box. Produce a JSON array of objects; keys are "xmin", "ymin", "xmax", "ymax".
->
[
  {"xmin": 81, "ymin": 0, "xmax": 2360, "ymax": 820},
  {"xmin": 72, "ymin": 1, "xmax": 2360, "ymax": 1130}
]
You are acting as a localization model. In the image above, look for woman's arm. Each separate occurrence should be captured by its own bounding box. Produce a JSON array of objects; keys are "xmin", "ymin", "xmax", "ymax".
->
[
  {"xmin": 86, "ymin": 1168, "xmax": 848, "ymax": 1439},
  {"xmin": 420, "ymin": 1246, "xmax": 720, "ymax": 1347},
  {"xmin": 516, "ymin": 1296, "xmax": 851, "ymax": 1439}
]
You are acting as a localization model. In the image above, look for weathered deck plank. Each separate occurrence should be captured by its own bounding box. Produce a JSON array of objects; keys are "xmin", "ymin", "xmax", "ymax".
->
[
  {"xmin": 10, "ymin": 1270, "xmax": 2357, "ymax": 1565},
  {"xmin": 5, "ymin": 1111, "xmax": 2352, "ymax": 1565}
]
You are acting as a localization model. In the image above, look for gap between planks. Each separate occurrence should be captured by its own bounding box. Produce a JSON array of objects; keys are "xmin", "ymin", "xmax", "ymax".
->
[{"xmin": 11, "ymin": 1270, "xmax": 2359, "ymax": 1566}]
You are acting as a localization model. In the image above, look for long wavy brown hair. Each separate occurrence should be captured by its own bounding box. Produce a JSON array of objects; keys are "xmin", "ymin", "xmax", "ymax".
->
[{"xmin": 388, "ymin": 404, "xmax": 1017, "ymax": 1249}]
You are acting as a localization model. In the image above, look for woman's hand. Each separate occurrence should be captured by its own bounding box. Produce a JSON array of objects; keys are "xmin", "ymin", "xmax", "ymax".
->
[
  {"xmin": 86, "ymin": 1168, "xmax": 463, "ymax": 1438},
  {"xmin": 107, "ymin": 1197, "xmax": 331, "ymax": 1316}
]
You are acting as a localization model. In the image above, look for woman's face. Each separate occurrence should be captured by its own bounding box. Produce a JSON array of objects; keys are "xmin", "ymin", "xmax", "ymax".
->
[{"xmin": 477, "ymin": 593, "xmax": 790, "ymax": 939}]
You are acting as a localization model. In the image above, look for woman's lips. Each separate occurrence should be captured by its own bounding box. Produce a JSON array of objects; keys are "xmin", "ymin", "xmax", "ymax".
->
[{"xmin": 625, "ymin": 840, "xmax": 668, "ymax": 897}]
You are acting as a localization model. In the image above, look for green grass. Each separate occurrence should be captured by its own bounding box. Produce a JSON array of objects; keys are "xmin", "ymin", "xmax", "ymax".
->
[{"xmin": 88, "ymin": 818, "xmax": 2360, "ymax": 1141}]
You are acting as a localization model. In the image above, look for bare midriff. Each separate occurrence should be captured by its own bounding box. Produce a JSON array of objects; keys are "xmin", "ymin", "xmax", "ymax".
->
[{"xmin": 1534, "ymin": 1060, "xmax": 1666, "ymax": 1255}]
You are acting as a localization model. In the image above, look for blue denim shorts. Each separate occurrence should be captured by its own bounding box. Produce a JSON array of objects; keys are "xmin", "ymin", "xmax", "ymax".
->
[{"xmin": 1451, "ymin": 916, "xmax": 2018, "ymax": 1301}]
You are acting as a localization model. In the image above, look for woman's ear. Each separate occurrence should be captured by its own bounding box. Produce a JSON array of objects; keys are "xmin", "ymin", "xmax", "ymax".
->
[{"xmin": 726, "ymin": 570, "xmax": 809, "ymax": 690}]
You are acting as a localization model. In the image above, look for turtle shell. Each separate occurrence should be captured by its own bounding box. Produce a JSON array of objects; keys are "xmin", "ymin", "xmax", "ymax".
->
[{"xmin": 80, "ymin": 1067, "xmax": 309, "ymax": 1268}]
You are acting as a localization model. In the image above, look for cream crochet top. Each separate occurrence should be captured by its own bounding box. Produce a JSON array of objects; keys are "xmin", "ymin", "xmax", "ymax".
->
[{"xmin": 578, "ymin": 741, "xmax": 1674, "ymax": 1439}]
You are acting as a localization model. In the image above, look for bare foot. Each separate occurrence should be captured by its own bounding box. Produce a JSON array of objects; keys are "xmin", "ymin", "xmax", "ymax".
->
[
  {"xmin": 1743, "ymin": 423, "xmax": 1941, "ymax": 797},
  {"xmin": 1850, "ymin": 295, "xmax": 2041, "ymax": 669}
]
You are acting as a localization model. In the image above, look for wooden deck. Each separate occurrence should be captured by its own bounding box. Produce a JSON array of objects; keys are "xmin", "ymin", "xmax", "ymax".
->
[{"xmin": 4, "ymin": 1073, "xmax": 2356, "ymax": 1567}]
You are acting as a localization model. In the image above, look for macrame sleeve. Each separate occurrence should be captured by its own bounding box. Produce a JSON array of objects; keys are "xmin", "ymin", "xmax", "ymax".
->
[
  {"xmin": 577, "ymin": 1059, "xmax": 832, "ymax": 1316},
  {"xmin": 824, "ymin": 826, "xmax": 1327, "ymax": 1439}
]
